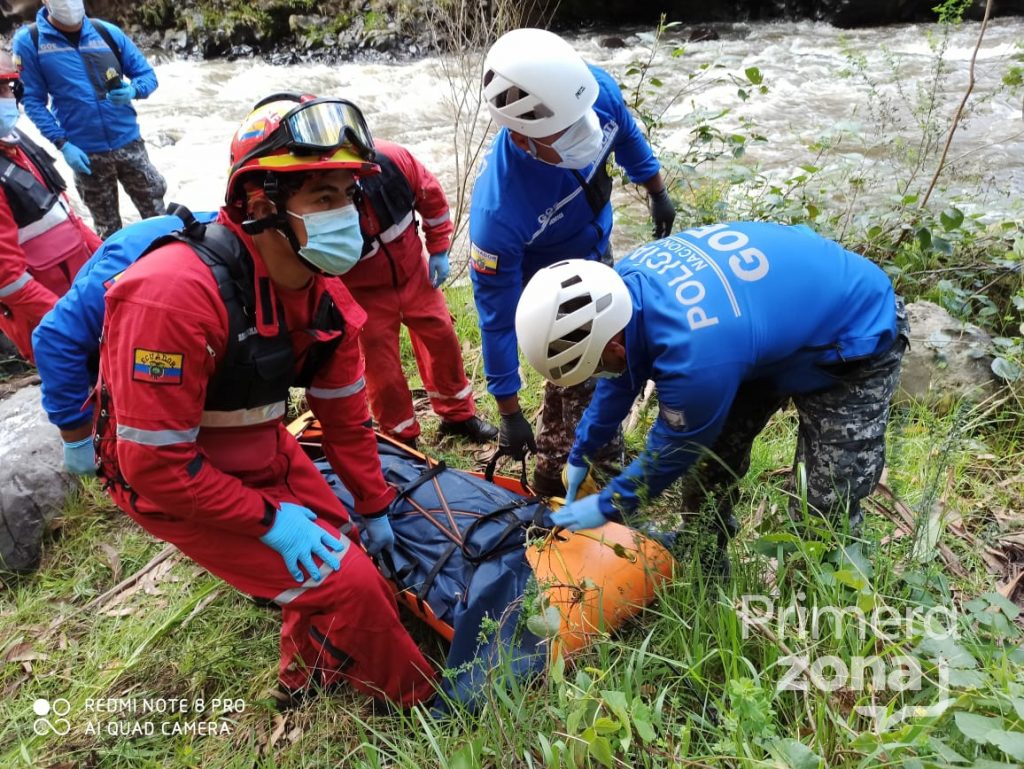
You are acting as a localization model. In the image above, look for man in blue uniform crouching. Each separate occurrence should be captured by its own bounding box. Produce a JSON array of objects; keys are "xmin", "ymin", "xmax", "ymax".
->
[{"xmin": 515, "ymin": 222, "xmax": 910, "ymax": 575}]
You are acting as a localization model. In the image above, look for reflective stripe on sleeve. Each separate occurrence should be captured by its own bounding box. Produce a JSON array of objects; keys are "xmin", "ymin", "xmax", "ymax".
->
[
  {"xmin": 116, "ymin": 424, "xmax": 199, "ymax": 446},
  {"xmin": 0, "ymin": 271, "xmax": 32, "ymax": 297},
  {"xmin": 308, "ymin": 377, "xmax": 365, "ymax": 400},
  {"xmin": 423, "ymin": 211, "xmax": 450, "ymax": 227}
]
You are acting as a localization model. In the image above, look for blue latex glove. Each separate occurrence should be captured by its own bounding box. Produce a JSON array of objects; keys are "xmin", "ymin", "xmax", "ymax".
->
[
  {"xmin": 106, "ymin": 84, "xmax": 136, "ymax": 106},
  {"xmin": 62, "ymin": 436, "xmax": 96, "ymax": 476},
  {"xmin": 428, "ymin": 251, "xmax": 450, "ymax": 288},
  {"xmin": 550, "ymin": 495, "xmax": 608, "ymax": 532},
  {"xmin": 362, "ymin": 514, "xmax": 395, "ymax": 556},
  {"xmin": 61, "ymin": 142, "xmax": 91, "ymax": 175},
  {"xmin": 260, "ymin": 502, "xmax": 347, "ymax": 583},
  {"xmin": 563, "ymin": 462, "xmax": 588, "ymax": 504}
]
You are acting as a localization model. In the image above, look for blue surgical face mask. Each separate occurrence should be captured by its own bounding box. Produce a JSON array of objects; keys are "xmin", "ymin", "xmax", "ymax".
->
[
  {"xmin": 287, "ymin": 204, "xmax": 363, "ymax": 276},
  {"xmin": 0, "ymin": 98, "xmax": 19, "ymax": 137}
]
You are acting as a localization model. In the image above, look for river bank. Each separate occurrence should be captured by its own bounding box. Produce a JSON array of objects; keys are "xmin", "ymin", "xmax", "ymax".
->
[{"xmin": 1, "ymin": 0, "xmax": 1022, "ymax": 66}]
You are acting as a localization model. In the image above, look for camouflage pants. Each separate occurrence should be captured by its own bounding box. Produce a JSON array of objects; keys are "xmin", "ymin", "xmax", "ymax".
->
[
  {"xmin": 684, "ymin": 298, "xmax": 910, "ymax": 540},
  {"xmin": 534, "ymin": 376, "xmax": 625, "ymax": 482},
  {"xmin": 533, "ymin": 245, "xmax": 622, "ymax": 485},
  {"xmin": 73, "ymin": 139, "xmax": 167, "ymax": 239}
]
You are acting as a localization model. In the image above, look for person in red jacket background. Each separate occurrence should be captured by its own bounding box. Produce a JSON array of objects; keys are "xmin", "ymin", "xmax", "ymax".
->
[
  {"xmin": 0, "ymin": 52, "xmax": 100, "ymax": 361},
  {"xmin": 341, "ymin": 137, "xmax": 496, "ymax": 448},
  {"xmin": 93, "ymin": 95, "xmax": 436, "ymax": 708}
]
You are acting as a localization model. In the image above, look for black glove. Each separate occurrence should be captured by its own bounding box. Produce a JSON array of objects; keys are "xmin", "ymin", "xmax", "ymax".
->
[
  {"xmin": 648, "ymin": 188, "xmax": 676, "ymax": 239},
  {"xmin": 498, "ymin": 409, "xmax": 536, "ymax": 460}
]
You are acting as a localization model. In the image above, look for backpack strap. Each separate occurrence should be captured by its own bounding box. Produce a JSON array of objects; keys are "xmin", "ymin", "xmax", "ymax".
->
[{"xmin": 89, "ymin": 19, "xmax": 122, "ymax": 69}]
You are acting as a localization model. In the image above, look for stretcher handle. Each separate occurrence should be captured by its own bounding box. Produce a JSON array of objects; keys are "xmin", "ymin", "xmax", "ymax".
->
[{"xmin": 483, "ymin": 447, "xmax": 531, "ymax": 493}]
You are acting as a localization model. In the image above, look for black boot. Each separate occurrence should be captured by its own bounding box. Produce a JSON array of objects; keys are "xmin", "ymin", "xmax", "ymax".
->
[
  {"xmin": 438, "ymin": 415, "xmax": 498, "ymax": 443},
  {"xmin": 531, "ymin": 467, "xmax": 566, "ymax": 498}
]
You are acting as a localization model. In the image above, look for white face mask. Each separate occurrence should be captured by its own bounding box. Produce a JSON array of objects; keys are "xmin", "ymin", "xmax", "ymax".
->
[
  {"xmin": 47, "ymin": 0, "xmax": 85, "ymax": 26},
  {"xmin": 529, "ymin": 109, "xmax": 605, "ymax": 170}
]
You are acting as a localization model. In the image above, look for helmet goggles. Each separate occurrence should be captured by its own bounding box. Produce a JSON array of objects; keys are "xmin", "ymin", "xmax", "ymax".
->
[{"xmin": 234, "ymin": 97, "xmax": 375, "ymax": 171}]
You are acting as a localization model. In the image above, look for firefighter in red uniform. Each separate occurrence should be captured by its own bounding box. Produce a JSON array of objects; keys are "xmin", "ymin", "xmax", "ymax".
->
[
  {"xmin": 342, "ymin": 136, "xmax": 497, "ymax": 448},
  {"xmin": 93, "ymin": 95, "xmax": 436, "ymax": 708},
  {"xmin": 0, "ymin": 52, "xmax": 101, "ymax": 361}
]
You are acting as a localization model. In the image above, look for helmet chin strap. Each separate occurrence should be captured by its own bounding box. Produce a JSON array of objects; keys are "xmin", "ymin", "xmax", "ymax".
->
[{"xmin": 240, "ymin": 172, "xmax": 303, "ymax": 253}]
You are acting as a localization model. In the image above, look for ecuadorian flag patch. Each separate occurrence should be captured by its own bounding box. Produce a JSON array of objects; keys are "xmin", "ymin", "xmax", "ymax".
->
[
  {"xmin": 103, "ymin": 270, "xmax": 126, "ymax": 289},
  {"xmin": 133, "ymin": 348, "xmax": 184, "ymax": 385},
  {"xmin": 470, "ymin": 244, "xmax": 498, "ymax": 275}
]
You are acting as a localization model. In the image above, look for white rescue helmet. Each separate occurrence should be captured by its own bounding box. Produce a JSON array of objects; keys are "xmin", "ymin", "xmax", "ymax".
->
[
  {"xmin": 516, "ymin": 259, "xmax": 632, "ymax": 387},
  {"xmin": 482, "ymin": 28, "xmax": 599, "ymax": 138}
]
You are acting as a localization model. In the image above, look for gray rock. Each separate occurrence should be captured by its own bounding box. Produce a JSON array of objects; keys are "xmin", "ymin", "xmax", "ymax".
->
[
  {"xmin": 897, "ymin": 300, "xmax": 1000, "ymax": 407},
  {"xmin": 289, "ymin": 14, "xmax": 325, "ymax": 34},
  {"xmin": 0, "ymin": 386, "xmax": 74, "ymax": 575}
]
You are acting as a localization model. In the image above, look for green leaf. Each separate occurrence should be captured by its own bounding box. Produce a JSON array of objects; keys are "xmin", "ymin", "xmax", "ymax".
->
[
  {"xmin": 770, "ymin": 737, "xmax": 824, "ymax": 768},
  {"xmin": 601, "ymin": 689, "xmax": 631, "ymax": 726},
  {"xmin": 984, "ymin": 591, "xmax": 1022, "ymax": 619},
  {"xmin": 587, "ymin": 735, "xmax": 615, "ymax": 768},
  {"xmin": 917, "ymin": 227, "xmax": 933, "ymax": 251},
  {"xmin": 991, "ymin": 357, "xmax": 1022, "ymax": 382},
  {"xmin": 955, "ymin": 712, "xmax": 1003, "ymax": 743},
  {"xmin": 833, "ymin": 569, "xmax": 868, "ymax": 590},
  {"xmin": 988, "ymin": 729, "xmax": 1024, "ymax": 760},
  {"xmin": 450, "ymin": 739, "xmax": 484, "ymax": 769},
  {"xmin": 526, "ymin": 606, "xmax": 562, "ymax": 638},
  {"xmin": 745, "ymin": 66, "xmax": 764, "ymax": 84},
  {"xmin": 915, "ymin": 636, "xmax": 978, "ymax": 669},
  {"xmin": 940, "ymin": 207, "xmax": 965, "ymax": 231},
  {"xmin": 751, "ymin": 532, "xmax": 803, "ymax": 557},
  {"xmin": 593, "ymin": 717, "xmax": 622, "ymax": 735},
  {"xmin": 1013, "ymin": 698, "xmax": 1024, "ymax": 722}
]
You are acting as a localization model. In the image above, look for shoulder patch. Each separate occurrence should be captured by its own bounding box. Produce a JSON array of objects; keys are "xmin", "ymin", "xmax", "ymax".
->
[
  {"xmin": 133, "ymin": 348, "xmax": 184, "ymax": 385},
  {"xmin": 12, "ymin": 54, "xmax": 21, "ymax": 71},
  {"xmin": 103, "ymin": 270, "xmax": 126, "ymax": 290},
  {"xmin": 470, "ymin": 244, "xmax": 498, "ymax": 275}
]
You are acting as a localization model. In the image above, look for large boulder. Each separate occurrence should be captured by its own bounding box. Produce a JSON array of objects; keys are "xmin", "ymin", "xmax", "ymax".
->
[
  {"xmin": 897, "ymin": 300, "xmax": 1000, "ymax": 407},
  {"xmin": 0, "ymin": 385, "xmax": 74, "ymax": 575}
]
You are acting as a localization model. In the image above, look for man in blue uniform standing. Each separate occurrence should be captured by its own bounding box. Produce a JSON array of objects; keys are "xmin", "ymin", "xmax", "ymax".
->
[
  {"xmin": 13, "ymin": 0, "xmax": 167, "ymax": 238},
  {"xmin": 515, "ymin": 222, "xmax": 909, "ymax": 574},
  {"xmin": 470, "ymin": 28, "xmax": 675, "ymax": 496}
]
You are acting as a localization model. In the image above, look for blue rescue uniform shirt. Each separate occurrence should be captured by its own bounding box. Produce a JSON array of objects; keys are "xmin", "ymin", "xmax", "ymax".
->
[
  {"xmin": 13, "ymin": 10, "xmax": 159, "ymax": 153},
  {"xmin": 33, "ymin": 212, "xmax": 215, "ymax": 431},
  {"xmin": 469, "ymin": 64, "xmax": 660, "ymax": 397},
  {"xmin": 570, "ymin": 222, "xmax": 899, "ymax": 518}
]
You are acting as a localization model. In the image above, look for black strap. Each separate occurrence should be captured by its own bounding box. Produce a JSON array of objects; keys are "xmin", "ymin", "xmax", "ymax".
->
[
  {"xmin": 393, "ymin": 461, "xmax": 447, "ymax": 501},
  {"xmin": 484, "ymin": 449, "xmax": 530, "ymax": 493},
  {"xmin": 460, "ymin": 497, "xmax": 540, "ymax": 566},
  {"xmin": 165, "ymin": 201, "xmax": 206, "ymax": 239}
]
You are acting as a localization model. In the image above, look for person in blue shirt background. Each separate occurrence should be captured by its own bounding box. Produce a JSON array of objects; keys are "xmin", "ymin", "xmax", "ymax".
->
[
  {"xmin": 515, "ymin": 222, "xmax": 910, "ymax": 575},
  {"xmin": 33, "ymin": 208, "xmax": 214, "ymax": 475},
  {"xmin": 470, "ymin": 27, "xmax": 675, "ymax": 496},
  {"xmin": 13, "ymin": 0, "xmax": 167, "ymax": 238}
]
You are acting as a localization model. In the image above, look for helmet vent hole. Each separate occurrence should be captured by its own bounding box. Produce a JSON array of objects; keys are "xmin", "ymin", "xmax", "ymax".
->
[
  {"xmin": 561, "ymin": 275, "xmax": 582, "ymax": 289},
  {"xmin": 557, "ymin": 295, "xmax": 589, "ymax": 318},
  {"xmin": 547, "ymin": 326, "xmax": 590, "ymax": 357},
  {"xmin": 551, "ymin": 357, "xmax": 582, "ymax": 380}
]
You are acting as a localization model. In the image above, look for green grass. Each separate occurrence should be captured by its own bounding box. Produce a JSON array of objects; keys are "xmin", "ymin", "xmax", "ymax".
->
[{"xmin": 2, "ymin": 357, "xmax": 1022, "ymax": 766}]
